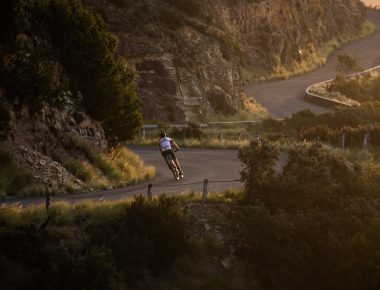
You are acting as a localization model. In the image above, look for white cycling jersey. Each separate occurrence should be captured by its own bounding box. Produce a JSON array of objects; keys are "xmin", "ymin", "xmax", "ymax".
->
[{"xmin": 160, "ymin": 137, "xmax": 173, "ymax": 152}]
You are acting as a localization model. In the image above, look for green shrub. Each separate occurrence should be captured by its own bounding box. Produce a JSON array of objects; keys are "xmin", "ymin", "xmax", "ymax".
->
[
  {"xmin": 331, "ymin": 78, "xmax": 372, "ymax": 102},
  {"xmin": 235, "ymin": 141, "xmax": 380, "ymax": 290},
  {"xmin": 64, "ymin": 158, "xmax": 91, "ymax": 182},
  {"xmin": 38, "ymin": 0, "xmax": 142, "ymax": 141},
  {"xmin": 67, "ymin": 136, "xmax": 117, "ymax": 180},
  {"xmin": 272, "ymin": 102, "xmax": 380, "ymax": 136},
  {"xmin": 0, "ymin": 0, "xmax": 142, "ymax": 141},
  {"xmin": 86, "ymin": 195, "xmax": 190, "ymax": 285},
  {"xmin": 300, "ymin": 123, "xmax": 380, "ymax": 148},
  {"xmin": 0, "ymin": 150, "xmax": 45, "ymax": 197},
  {"xmin": 170, "ymin": 122, "xmax": 203, "ymax": 139},
  {"xmin": 0, "ymin": 224, "xmax": 121, "ymax": 289},
  {"xmin": 262, "ymin": 117, "xmax": 284, "ymax": 132}
]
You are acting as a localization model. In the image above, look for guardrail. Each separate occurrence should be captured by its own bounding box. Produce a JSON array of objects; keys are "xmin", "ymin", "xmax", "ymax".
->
[
  {"xmin": 141, "ymin": 65, "xmax": 380, "ymax": 130},
  {"xmin": 305, "ymin": 65, "xmax": 380, "ymax": 108},
  {"xmin": 0, "ymin": 178, "xmax": 242, "ymax": 210},
  {"xmin": 142, "ymin": 120, "xmax": 262, "ymax": 130}
]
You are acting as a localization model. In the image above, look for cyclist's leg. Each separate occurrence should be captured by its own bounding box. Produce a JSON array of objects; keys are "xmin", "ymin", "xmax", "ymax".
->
[
  {"xmin": 172, "ymin": 152, "xmax": 183, "ymax": 174},
  {"xmin": 162, "ymin": 151, "xmax": 172, "ymax": 169}
]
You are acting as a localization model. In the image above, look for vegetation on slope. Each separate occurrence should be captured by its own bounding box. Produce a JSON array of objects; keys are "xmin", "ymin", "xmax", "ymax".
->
[
  {"xmin": 0, "ymin": 0, "xmax": 142, "ymax": 141},
  {"xmin": 235, "ymin": 140, "xmax": 380, "ymax": 290},
  {"xmin": 0, "ymin": 151, "xmax": 46, "ymax": 198},
  {"xmin": 65, "ymin": 137, "xmax": 155, "ymax": 190}
]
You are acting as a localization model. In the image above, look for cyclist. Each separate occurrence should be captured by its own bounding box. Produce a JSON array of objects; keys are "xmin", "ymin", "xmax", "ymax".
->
[{"xmin": 159, "ymin": 131, "xmax": 184, "ymax": 178}]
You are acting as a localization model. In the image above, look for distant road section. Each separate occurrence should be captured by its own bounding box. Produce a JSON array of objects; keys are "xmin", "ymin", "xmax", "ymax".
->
[{"xmin": 245, "ymin": 10, "xmax": 380, "ymax": 118}]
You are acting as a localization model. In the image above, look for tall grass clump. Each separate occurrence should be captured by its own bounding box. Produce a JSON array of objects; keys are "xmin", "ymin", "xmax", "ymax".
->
[
  {"xmin": 0, "ymin": 150, "xmax": 45, "ymax": 197},
  {"xmin": 67, "ymin": 136, "xmax": 155, "ymax": 189}
]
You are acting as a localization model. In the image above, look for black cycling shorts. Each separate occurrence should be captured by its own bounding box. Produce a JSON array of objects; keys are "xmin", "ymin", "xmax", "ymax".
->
[{"xmin": 162, "ymin": 150, "xmax": 177, "ymax": 160}]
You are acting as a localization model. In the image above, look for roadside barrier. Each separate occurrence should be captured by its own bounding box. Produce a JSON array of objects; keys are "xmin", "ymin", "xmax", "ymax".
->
[
  {"xmin": 0, "ymin": 178, "xmax": 241, "ymax": 210},
  {"xmin": 305, "ymin": 65, "xmax": 380, "ymax": 107}
]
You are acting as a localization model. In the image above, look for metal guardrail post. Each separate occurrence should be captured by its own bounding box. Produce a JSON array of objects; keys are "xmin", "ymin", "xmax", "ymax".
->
[
  {"xmin": 45, "ymin": 193, "xmax": 50, "ymax": 211},
  {"xmin": 202, "ymin": 179, "xmax": 208, "ymax": 201},
  {"xmin": 147, "ymin": 183, "xmax": 153, "ymax": 199}
]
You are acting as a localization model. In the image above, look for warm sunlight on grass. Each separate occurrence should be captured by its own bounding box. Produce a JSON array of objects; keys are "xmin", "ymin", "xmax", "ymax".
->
[{"xmin": 67, "ymin": 136, "xmax": 155, "ymax": 190}]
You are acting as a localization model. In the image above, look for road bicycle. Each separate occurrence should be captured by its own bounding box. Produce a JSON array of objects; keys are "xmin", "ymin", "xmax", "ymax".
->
[{"xmin": 165, "ymin": 153, "xmax": 182, "ymax": 180}]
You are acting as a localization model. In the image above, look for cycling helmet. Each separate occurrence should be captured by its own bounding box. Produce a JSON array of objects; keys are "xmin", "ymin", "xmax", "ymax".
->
[{"xmin": 160, "ymin": 131, "xmax": 166, "ymax": 138}]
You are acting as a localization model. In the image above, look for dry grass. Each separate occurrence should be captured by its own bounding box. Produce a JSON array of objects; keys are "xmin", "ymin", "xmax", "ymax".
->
[
  {"xmin": 206, "ymin": 98, "xmax": 268, "ymax": 122},
  {"xmin": 131, "ymin": 136, "xmax": 250, "ymax": 149},
  {"xmin": 104, "ymin": 146, "xmax": 156, "ymax": 185},
  {"xmin": 67, "ymin": 136, "xmax": 155, "ymax": 190}
]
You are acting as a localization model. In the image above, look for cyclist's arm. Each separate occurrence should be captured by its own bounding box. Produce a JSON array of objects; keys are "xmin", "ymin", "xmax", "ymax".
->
[{"xmin": 171, "ymin": 140, "xmax": 180, "ymax": 151}]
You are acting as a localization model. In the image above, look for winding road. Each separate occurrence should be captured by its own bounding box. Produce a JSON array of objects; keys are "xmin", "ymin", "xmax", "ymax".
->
[
  {"xmin": 3, "ymin": 10, "xmax": 380, "ymax": 207},
  {"xmin": 245, "ymin": 10, "xmax": 380, "ymax": 118},
  {"xmin": 2, "ymin": 147, "xmax": 245, "ymax": 207}
]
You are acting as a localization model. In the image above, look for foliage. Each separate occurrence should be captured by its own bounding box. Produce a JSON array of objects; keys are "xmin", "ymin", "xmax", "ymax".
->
[
  {"xmin": 329, "ymin": 75, "xmax": 380, "ymax": 103},
  {"xmin": 238, "ymin": 140, "xmax": 279, "ymax": 200},
  {"xmin": 235, "ymin": 141, "xmax": 380, "ymax": 290},
  {"xmin": 0, "ymin": 196, "xmax": 191, "ymax": 289},
  {"xmin": 300, "ymin": 123, "xmax": 380, "ymax": 148},
  {"xmin": 267, "ymin": 103, "xmax": 380, "ymax": 136},
  {"xmin": 37, "ymin": 0, "xmax": 142, "ymax": 141},
  {"xmin": 86, "ymin": 195, "xmax": 190, "ymax": 286},
  {"xmin": 66, "ymin": 136, "xmax": 155, "ymax": 188},
  {"xmin": 170, "ymin": 122, "xmax": 204, "ymax": 139},
  {"xmin": 0, "ymin": 150, "xmax": 45, "ymax": 197},
  {"xmin": 0, "ymin": 223, "xmax": 121, "ymax": 290},
  {"xmin": 63, "ymin": 158, "xmax": 92, "ymax": 182},
  {"xmin": 335, "ymin": 53, "xmax": 361, "ymax": 76},
  {"xmin": 0, "ymin": 0, "xmax": 142, "ymax": 141}
]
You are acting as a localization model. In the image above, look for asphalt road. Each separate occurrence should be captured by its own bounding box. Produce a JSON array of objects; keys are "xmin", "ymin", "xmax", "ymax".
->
[
  {"xmin": 4, "ymin": 12, "xmax": 380, "ymax": 206},
  {"xmin": 245, "ymin": 10, "xmax": 380, "ymax": 118},
  {"xmin": 2, "ymin": 147, "xmax": 246, "ymax": 207}
]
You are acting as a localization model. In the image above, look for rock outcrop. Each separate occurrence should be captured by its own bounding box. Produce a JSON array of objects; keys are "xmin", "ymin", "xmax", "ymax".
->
[
  {"xmin": 85, "ymin": 0, "xmax": 366, "ymax": 122},
  {"xmin": 0, "ymin": 97, "xmax": 107, "ymax": 194}
]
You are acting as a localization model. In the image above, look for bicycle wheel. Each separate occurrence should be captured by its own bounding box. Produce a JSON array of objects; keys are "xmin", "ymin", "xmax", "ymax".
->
[{"xmin": 170, "ymin": 160, "xmax": 180, "ymax": 180}]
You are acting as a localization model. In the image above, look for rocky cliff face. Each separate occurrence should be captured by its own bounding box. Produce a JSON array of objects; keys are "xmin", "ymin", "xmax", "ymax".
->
[
  {"xmin": 86, "ymin": 0, "xmax": 366, "ymax": 122},
  {"xmin": 0, "ymin": 96, "xmax": 107, "ymax": 193}
]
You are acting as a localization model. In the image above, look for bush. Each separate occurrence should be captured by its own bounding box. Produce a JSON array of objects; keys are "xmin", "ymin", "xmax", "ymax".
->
[
  {"xmin": 0, "ymin": 224, "xmax": 121, "ymax": 290},
  {"xmin": 85, "ymin": 195, "xmax": 190, "ymax": 286},
  {"xmin": 0, "ymin": 0, "xmax": 142, "ymax": 141},
  {"xmin": 38, "ymin": 0, "xmax": 142, "ymax": 141},
  {"xmin": 0, "ymin": 150, "xmax": 45, "ymax": 197},
  {"xmin": 64, "ymin": 158, "xmax": 91, "ymax": 182},
  {"xmin": 0, "ymin": 195, "xmax": 191, "ymax": 288},
  {"xmin": 170, "ymin": 122, "xmax": 203, "ymax": 139},
  {"xmin": 235, "ymin": 141, "xmax": 380, "ymax": 290},
  {"xmin": 67, "ymin": 136, "xmax": 117, "ymax": 180},
  {"xmin": 300, "ymin": 123, "xmax": 380, "ymax": 148}
]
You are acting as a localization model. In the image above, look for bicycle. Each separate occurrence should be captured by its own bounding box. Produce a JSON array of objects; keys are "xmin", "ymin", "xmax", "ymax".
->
[{"xmin": 165, "ymin": 152, "xmax": 182, "ymax": 180}]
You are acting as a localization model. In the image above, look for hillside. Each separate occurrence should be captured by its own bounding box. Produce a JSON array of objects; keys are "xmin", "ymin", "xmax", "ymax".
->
[
  {"xmin": 85, "ymin": 0, "xmax": 367, "ymax": 121},
  {"xmin": 0, "ymin": 0, "xmax": 148, "ymax": 196},
  {"xmin": 0, "ymin": 0, "xmax": 369, "ymax": 196}
]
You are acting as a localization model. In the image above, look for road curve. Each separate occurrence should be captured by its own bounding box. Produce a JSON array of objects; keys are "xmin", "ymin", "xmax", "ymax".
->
[
  {"xmin": 245, "ymin": 10, "xmax": 380, "ymax": 118},
  {"xmin": 2, "ymin": 147, "xmax": 245, "ymax": 207}
]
